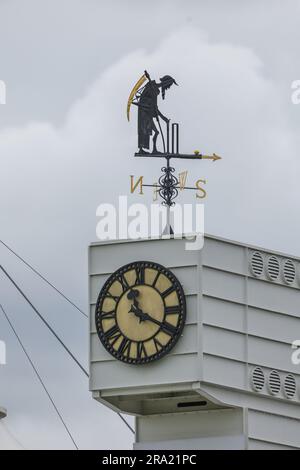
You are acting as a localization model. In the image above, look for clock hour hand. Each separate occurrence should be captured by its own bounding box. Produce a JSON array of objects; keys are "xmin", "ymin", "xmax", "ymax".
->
[
  {"xmin": 127, "ymin": 289, "xmax": 140, "ymax": 301},
  {"xmin": 127, "ymin": 290, "xmax": 168, "ymax": 331},
  {"xmin": 128, "ymin": 304, "xmax": 144, "ymax": 322},
  {"xmin": 127, "ymin": 289, "xmax": 145, "ymax": 322}
]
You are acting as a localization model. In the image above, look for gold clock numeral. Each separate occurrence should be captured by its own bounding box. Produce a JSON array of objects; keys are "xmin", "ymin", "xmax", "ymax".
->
[
  {"xmin": 117, "ymin": 274, "xmax": 130, "ymax": 292},
  {"xmin": 111, "ymin": 335, "xmax": 122, "ymax": 349},
  {"xmin": 161, "ymin": 285, "xmax": 176, "ymax": 299},
  {"xmin": 105, "ymin": 292, "xmax": 120, "ymax": 302},
  {"xmin": 118, "ymin": 337, "xmax": 131, "ymax": 357},
  {"xmin": 160, "ymin": 321, "xmax": 177, "ymax": 336},
  {"xmin": 129, "ymin": 342, "xmax": 137, "ymax": 359},
  {"xmin": 152, "ymin": 270, "xmax": 161, "ymax": 287},
  {"xmin": 137, "ymin": 341, "xmax": 147, "ymax": 359},
  {"xmin": 153, "ymin": 337, "xmax": 163, "ymax": 353},
  {"xmin": 105, "ymin": 324, "xmax": 120, "ymax": 340},
  {"xmin": 165, "ymin": 305, "xmax": 180, "ymax": 314},
  {"xmin": 101, "ymin": 310, "xmax": 116, "ymax": 320},
  {"xmin": 135, "ymin": 265, "xmax": 145, "ymax": 285}
]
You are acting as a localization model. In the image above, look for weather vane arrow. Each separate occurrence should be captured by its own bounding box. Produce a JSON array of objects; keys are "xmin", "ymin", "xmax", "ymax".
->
[{"xmin": 193, "ymin": 151, "xmax": 222, "ymax": 162}]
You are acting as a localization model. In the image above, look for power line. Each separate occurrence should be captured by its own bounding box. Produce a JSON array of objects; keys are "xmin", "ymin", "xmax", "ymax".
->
[
  {"xmin": 115, "ymin": 411, "xmax": 134, "ymax": 435},
  {"xmin": 0, "ymin": 238, "xmax": 88, "ymax": 318},
  {"xmin": 0, "ymin": 304, "xmax": 78, "ymax": 450},
  {"xmin": 0, "ymin": 264, "xmax": 88, "ymax": 377},
  {"xmin": 0, "ymin": 264, "xmax": 135, "ymax": 435},
  {"xmin": 2, "ymin": 421, "xmax": 25, "ymax": 450}
]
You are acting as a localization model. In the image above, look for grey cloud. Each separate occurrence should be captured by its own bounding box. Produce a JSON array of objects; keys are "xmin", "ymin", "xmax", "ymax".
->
[{"xmin": 0, "ymin": 0, "xmax": 300, "ymax": 449}]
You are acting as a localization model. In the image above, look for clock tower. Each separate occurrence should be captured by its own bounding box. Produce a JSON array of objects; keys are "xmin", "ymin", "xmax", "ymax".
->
[
  {"xmin": 89, "ymin": 71, "xmax": 300, "ymax": 450},
  {"xmin": 89, "ymin": 235, "xmax": 300, "ymax": 450}
]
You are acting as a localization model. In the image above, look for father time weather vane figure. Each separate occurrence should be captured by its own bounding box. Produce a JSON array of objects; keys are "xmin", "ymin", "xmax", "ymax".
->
[
  {"xmin": 127, "ymin": 70, "xmax": 221, "ymax": 232},
  {"xmin": 127, "ymin": 70, "xmax": 178, "ymax": 155}
]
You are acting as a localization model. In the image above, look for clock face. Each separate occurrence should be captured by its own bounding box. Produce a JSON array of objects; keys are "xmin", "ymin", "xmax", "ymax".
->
[{"xmin": 95, "ymin": 261, "xmax": 186, "ymax": 365}]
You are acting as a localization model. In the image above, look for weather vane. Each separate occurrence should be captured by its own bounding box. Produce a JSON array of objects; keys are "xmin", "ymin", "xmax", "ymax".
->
[{"xmin": 127, "ymin": 70, "xmax": 221, "ymax": 232}]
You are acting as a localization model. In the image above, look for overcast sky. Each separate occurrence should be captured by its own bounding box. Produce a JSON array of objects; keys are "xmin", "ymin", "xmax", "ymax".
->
[{"xmin": 0, "ymin": 0, "xmax": 300, "ymax": 449}]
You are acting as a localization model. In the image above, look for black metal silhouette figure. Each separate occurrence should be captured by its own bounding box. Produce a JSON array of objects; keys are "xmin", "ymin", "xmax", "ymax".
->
[
  {"xmin": 127, "ymin": 70, "xmax": 221, "ymax": 234},
  {"xmin": 127, "ymin": 70, "xmax": 177, "ymax": 155}
]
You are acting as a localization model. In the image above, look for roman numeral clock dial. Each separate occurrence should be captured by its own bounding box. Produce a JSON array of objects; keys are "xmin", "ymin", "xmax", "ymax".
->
[{"xmin": 95, "ymin": 261, "xmax": 186, "ymax": 364}]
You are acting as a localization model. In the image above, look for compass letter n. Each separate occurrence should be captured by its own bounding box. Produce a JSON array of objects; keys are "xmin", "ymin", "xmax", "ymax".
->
[{"xmin": 130, "ymin": 175, "xmax": 144, "ymax": 195}]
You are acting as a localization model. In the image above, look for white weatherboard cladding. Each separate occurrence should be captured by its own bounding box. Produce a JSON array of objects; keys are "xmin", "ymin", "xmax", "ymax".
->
[
  {"xmin": 89, "ymin": 235, "xmax": 300, "ymax": 449},
  {"xmin": 135, "ymin": 409, "xmax": 245, "ymax": 450},
  {"xmin": 248, "ymin": 410, "xmax": 300, "ymax": 449},
  {"xmin": 89, "ymin": 237, "xmax": 201, "ymax": 393}
]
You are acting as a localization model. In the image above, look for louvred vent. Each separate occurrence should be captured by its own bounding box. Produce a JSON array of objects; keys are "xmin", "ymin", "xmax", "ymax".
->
[
  {"xmin": 284, "ymin": 374, "xmax": 296, "ymax": 399},
  {"xmin": 283, "ymin": 259, "xmax": 296, "ymax": 284},
  {"xmin": 268, "ymin": 370, "xmax": 281, "ymax": 395},
  {"xmin": 251, "ymin": 252, "xmax": 264, "ymax": 277},
  {"xmin": 267, "ymin": 256, "xmax": 280, "ymax": 281},
  {"xmin": 251, "ymin": 367, "xmax": 265, "ymax": 392}
]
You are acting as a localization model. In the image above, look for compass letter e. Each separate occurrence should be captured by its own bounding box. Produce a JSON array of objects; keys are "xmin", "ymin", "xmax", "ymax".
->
[{"xmin": 178, "ymin": 171, "xmax": 188, "ymax": 191}]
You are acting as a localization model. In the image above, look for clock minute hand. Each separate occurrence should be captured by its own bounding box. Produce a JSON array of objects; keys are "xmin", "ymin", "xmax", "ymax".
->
[
  {"xmin": 140, "ymin": 311, "xmax": 177, "ymax": 335},
  {"xmin": 127, "ymin": 290, "xmax": 146, "ymax": 323},
  {"xmin": 139, "ymin": 311, "xmax": 162, "ymax": 327}
]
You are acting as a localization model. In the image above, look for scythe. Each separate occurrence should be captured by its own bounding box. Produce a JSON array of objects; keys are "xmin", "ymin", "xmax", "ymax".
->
[{"xmin": 126, "ymin": 73, "xmax": 147, "ymax": 121}]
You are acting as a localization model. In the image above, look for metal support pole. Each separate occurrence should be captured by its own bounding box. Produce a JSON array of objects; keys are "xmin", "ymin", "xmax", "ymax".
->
[
  {"xmin": 171, "ymin": 123, "xmax": 175, "ymax": 154},
  {"xmin": 172, "ymin": 123, "xmax": 179, "ymax": 154},
  {"xmin": 161, "ymin": 157, "xmax": 174, "ymax": 236},
  {"xmin": 166, "ymin": 157, "xmax": 171, "ymax": 234},
  {"xmin": 166, "ymin": 121, "xmax": 170, "ymax": 154}
]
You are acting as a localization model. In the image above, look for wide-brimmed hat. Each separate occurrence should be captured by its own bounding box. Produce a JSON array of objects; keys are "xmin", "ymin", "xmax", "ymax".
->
[{"xmin": 160, "ymin": 75, "xmax": 178, "ymax": 87}]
